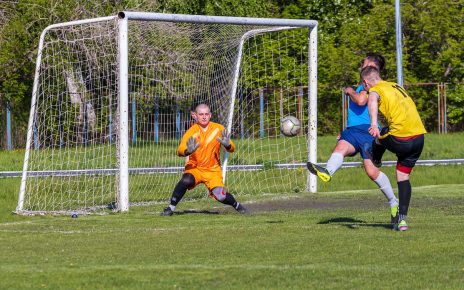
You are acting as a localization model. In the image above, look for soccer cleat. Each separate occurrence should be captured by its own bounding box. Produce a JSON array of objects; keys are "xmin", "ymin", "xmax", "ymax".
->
[
  {"xmin": 396, "ymin": 220, "xmax": 409, "ymax": 231},
  {"xmin": 160, "ymin": 207, "xmax": 174, "ymax": 216},
  {"xmin": 390, "ymin": 204, "xmax": 399, "ymax": 226},
  {"xmin": 306, "ymin": 162, "xmax": 331, "ymax": 182},
  {"xmin": 235, "ymin": 203, "xmax": 249, "ymax": 215}
]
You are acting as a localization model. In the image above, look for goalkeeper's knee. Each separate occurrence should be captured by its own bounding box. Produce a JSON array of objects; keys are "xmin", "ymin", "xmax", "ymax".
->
[
  {"xmin": 211, "ymin": 187, "xmax": 238, "ymax": 207},
  {"xmin": 211, "ymin": 186, "xmax": 226, "ymax": 202}
]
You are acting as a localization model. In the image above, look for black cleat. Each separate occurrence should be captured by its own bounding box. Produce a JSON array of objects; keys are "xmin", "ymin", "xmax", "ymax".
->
[
  {"xmin": 160, "ymin": 207, "xmax": 173, "ymax": 216},
  {"xmin": 236, "ymin": 203, "xmax": 249, "ymax": 215}
]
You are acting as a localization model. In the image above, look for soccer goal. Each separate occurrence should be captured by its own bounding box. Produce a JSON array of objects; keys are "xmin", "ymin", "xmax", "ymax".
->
[{"xmin": 17, "ymin": 12, "xmax": 318, "ymax": 215}]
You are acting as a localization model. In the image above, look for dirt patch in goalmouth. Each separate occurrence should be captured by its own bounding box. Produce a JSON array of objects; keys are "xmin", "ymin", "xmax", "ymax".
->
[
  {"xmin": 238, "ymin": 193, "xmax": 460, "ymax": 214},
  {"xmin": 244, "ymin": 196, "xmax": 385, "ymax": 213}
]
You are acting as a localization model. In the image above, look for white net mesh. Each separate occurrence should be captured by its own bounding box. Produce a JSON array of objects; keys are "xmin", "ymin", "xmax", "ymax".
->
[{"xmin": 19, "ymin": 16, "xmax": 313, "ymax": 214}]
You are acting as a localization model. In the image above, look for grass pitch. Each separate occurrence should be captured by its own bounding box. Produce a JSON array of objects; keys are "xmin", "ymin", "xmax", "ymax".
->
[
  {"xmin": 0, "ymin": 133, "xmax": 463, "ymax": 289},
  {"xmin": 0, "ymin": 177, "xmax": 463, "ymax": 289}
]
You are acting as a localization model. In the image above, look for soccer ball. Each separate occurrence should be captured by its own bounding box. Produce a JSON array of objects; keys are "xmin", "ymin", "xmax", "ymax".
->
[{"xmin": 280, "ymin": 116, "xmax": 301, "ymax": 137}]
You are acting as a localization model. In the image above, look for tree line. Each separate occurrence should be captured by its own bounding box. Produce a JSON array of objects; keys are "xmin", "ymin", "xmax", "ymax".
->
[{"xmin": 0, "ymin": 0, "xmax": 463, "ymax": 148}]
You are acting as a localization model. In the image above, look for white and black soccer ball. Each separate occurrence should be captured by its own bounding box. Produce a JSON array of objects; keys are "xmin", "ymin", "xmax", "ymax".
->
[{"xmin": 280, "ymin": 116, "xmax": 301, "ymax": 137}]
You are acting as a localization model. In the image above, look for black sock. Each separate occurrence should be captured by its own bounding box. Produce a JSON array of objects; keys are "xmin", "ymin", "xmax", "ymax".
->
[
  {"xmin": 170, "ymin": 181, "xmax": 188, "ymax": 206},
  {"xmin": 169, "ymin": 174, "xmax": 195, "ymax": 207},
  {"xmin": 398, "ymin": 180, "xmax": 412, "ymax": 217},
  {"xmin": 221, "ymin": 192, "xmax": 239, "ymax": 209}
]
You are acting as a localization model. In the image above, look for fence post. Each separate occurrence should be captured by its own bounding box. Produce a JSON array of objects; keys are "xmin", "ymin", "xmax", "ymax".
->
[
  {"xmin": 342, "ymin": 90, "xmax": 348, "ymax": 130},
  {"xmin": 58, "ymin": 93, "xmax": 64, "ymax": 148},
  {"xmin": 83, "ymin": 101, "xmax": 88, "ymax": 146},
  {"xmin": 443, "ymin": 83, "xmax": 448, "ymax": 133},
  {"xmin": 437, "ymin": 82, "xmax": 447, "ymax": 134},
  {"xmin": 240, "ymin": 89, "xmax": 244, "ymax": 139},
  {"xmin": 33, "ymin": 114, "xmax": 38, "ymax": 150},
  {"xmin": 259, "ymin": 88, "xmax": 264, "ymax": 138},
  {"xmin": 153, "ymin": 94, "xmax": 159, "ymax": 143},
  {"xmin": 6, "ymin": 101, "xmax": 12, "ymax": 150},
  {"xmin": 132, "ymin": 96, "xmax": 137, "ymax": 144},
  {"xmin": 437, "ymin": 83, "xmax": 441, "ymax": 133},
  {"xmin": 175, "ymin": 103, "xmax": 181, "ymax": 139},
  {"xmin": 297, "ymin": 87, "xmax": 304, "ymax": 135},
  {"xmin": 279, "ymin": 88, "xmax": 283, "ymax": 136},
  {"xmin": 108, "ymin": 95, "xmax": 113, "ymax": 143}
]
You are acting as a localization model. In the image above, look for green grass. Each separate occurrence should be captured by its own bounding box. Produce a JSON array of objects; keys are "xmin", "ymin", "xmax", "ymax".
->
[
  {"xmin": 0, "ymin": 183, "xmax": 463, "ymax": 289},
  {"xmin": 0, "ymin": 132, "xmax": 463, "ymax": 289}
]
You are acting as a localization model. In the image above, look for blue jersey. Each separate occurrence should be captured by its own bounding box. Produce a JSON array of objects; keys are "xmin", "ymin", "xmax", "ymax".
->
[{"xmin": 347, "ymin": 85, "xmax": 371, "ymax": 127}]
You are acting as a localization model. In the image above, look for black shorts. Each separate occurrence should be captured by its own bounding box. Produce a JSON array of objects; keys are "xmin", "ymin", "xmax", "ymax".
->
[{"xmin": 379, "ymin": 134, "xmax": 424, "ymax": 171}]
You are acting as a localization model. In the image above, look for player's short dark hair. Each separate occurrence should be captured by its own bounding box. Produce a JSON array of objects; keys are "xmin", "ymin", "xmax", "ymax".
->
[
  {"xmin": 360, "ymin": 65, "xmax": 380, "ymax": 81},
  {"xmin": 365, "ymin": 53, "xmax": 386, "ymax": 72}
]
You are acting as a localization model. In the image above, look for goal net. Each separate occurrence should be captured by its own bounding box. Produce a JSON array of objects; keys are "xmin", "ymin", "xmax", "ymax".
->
[{"xmin": 17, "ymin": 12, "xmax": 318, "ymax": 215}]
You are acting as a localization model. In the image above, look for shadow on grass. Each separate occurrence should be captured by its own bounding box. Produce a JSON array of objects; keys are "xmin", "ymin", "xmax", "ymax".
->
[
  {"xmin": 318, "ymin": 217, "xmax": 392, "ymax": 230},
  {"xmin": 175, "ymin": 209, "xmax": 220, "ymax": 215},
  {"xmin": 266, "ymin": 220, "xmax": 284, "ymax": 224}
]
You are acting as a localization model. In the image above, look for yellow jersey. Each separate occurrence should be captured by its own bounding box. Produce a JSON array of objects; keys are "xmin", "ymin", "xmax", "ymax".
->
[
  {"xmin": 177, "ymin": 122, "xmax": 235, "ymax": 170},
  {"xmin": 369, "ymin": 80, "xmax": 427, "ymax": 138}
]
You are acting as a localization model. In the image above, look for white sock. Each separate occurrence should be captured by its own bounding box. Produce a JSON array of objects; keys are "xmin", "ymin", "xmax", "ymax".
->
[
  {"xmin": 326, "ymin": 152, "xmax": 344, "ymax": 176},
  {"xmin": 169, "ymin": 205, "xmax": 176, "ymax": 211},
  {"xmin": 374, "ymin": 172, "xmax": 398, "ymax": 207}
]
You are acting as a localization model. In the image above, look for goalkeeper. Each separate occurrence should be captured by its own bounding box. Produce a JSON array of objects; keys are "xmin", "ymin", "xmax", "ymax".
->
[
  {"xmin": 161, "ymin": 103, "xmax": 248, "ymax": 216},
  {"xmin": 307, "ymin": 53, "xmax": 399, "ymax": 225}
]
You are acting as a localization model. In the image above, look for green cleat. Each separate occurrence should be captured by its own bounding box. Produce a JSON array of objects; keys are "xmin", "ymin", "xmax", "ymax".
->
[
  {"xmin": 396, "ymin": 220, "xmax": 408, "ymax": 231},
  {"xmin": 306, "ymin": 162, "xmax": 331, "ymax": 182},
  {"xmin": 390, "ymin": 204, "xmax": 399, "ymax": 226}
]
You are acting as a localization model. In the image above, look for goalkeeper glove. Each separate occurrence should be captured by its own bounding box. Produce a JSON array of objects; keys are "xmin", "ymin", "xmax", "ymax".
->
[
  {"xmin": 216, "ymin": 130, "xmax": 231, "ymax": 149},
  {"xmin": 184, "ymin": 136, "xmax": 200, "ymax": 156}
]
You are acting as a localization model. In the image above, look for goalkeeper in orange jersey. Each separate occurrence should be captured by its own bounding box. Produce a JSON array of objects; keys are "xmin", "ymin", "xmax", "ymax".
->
[{"xmin": 160, "ymin": 103, "xmax": 248, "ymax": 216}]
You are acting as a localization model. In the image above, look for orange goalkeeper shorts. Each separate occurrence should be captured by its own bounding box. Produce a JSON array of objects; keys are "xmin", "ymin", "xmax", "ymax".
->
[{"xmin": 184, "ymin": 166, "xmax": 224, "ymax": 191}]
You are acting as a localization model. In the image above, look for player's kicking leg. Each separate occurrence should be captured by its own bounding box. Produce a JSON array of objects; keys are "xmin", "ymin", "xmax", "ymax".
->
[{"xmin": 307, "ymin": 139, "xmax": 355, "ymax": 182}]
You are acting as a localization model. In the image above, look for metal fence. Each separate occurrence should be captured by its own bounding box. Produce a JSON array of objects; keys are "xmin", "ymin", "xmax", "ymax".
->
[{"xmin": 0, "ymin": 83, "xmax": 463, "ymax": 150}]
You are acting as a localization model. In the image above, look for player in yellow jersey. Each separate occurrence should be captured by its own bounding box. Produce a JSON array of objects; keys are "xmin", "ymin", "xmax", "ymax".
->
[
  {"xmin": 307, "ymin": 53, "xmax": 398, "ymax": 226},
  {"xmin": 161, "ymin": 103, "xmax": 248, "ymax": 216},
  {"xmin": 362, "ymin": 66, "xmax": 426, "ymax": 231}
]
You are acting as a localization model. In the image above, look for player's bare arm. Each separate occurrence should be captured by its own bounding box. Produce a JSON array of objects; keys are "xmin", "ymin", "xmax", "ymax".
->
[
  {"xmin": 344, "ymin": 87, "xmax": 368, "ymax": 106},
  {"xmin": 367, "ymin": 91, "xmax": 380, "ymax": 138}
]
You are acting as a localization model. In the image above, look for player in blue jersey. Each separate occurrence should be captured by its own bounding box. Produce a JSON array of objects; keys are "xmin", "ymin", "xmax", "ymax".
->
[{"xmin": 307, "ymin": 53, "xmax": 399, "ymax": 225}]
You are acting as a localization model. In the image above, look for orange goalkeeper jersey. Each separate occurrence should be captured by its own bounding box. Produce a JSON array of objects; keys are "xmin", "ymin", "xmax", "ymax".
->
[{"xmin": 177, "ymin": 122, "xmax": 235, "ymax": 170}]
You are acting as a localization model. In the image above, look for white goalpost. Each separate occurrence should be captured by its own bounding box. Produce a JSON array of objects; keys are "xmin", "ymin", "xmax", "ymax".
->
[{"xmin": 16, "ymin": 12, "xmax": 318, "ymax": 215}]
